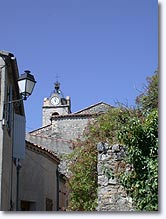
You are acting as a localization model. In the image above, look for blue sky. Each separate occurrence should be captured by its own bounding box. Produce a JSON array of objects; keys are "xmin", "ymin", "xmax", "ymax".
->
[{"xmin": 0, "ymin": 0, "xmax": 158, "ymax": 131}]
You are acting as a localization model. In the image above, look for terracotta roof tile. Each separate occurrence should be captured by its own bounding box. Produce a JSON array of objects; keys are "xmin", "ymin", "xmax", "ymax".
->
[
  {"xmin": 51, "ymin": 112, "xmax": 100, "ymax": 119},
  {"xmin": 26, "ymin": 140, "xmax": 60, "ymax": 163}
]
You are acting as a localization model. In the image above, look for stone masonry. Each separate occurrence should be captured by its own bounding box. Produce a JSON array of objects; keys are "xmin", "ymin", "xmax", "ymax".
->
[{"xmin": 97, "ymin": 144, "xmax": 135, "ymax": 211}]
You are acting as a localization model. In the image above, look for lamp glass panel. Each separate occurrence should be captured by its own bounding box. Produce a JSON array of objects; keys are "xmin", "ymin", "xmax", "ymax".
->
[
  {"xmin": 18, "ymin": 80, "xmax": 26, "ymax": 94},
  {"xmin": 25, "ymin": 79, "xmax": 35, "ymax": 95}
]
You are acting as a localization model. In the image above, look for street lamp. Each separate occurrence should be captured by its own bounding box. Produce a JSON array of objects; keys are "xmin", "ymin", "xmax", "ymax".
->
[
  {"xmin": 15, "ymin": 70, "xmax": 36, "ymax": 210},
  {"xmin": 0, "ymin": 51, "xmax": 36, "ymax": 210},
  {"xmin": 17, "ymin": 70, "xmax": 36, "ymax": 100}
]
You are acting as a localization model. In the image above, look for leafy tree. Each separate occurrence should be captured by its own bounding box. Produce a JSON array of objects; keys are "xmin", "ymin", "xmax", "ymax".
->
[
  {"xmin": 66, "ymin": 138, "xmax": 98, "ymax": 211},
  {"xmin": 118, "ymin": 109, "xmax": 158, "ymax": 210},
  {"xmin": 66, "ymin": 71, "xmax": 158, "ymax": 211},
  {"xmin": 118, "ymin": 70, "xmax": 159, "ymax": 210},
  {"xmin": 136, "ymin": 69, "xmax": 158, "ymax": 111}
]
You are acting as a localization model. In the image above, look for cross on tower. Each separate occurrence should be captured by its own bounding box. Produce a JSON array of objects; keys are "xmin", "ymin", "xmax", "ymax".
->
[{"xmin": 54, "ymin": 74, "xmax": 60, "ymax": 94}]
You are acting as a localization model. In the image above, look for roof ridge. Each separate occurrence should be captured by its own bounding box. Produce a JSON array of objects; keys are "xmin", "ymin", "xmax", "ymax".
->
[
  {"xmin": 28, "ymin": 124, "xmax": 52, "ymax": 134},
  {"xmin": 74, "ymin": 101, "xmax": 112, "ymax": 114}
]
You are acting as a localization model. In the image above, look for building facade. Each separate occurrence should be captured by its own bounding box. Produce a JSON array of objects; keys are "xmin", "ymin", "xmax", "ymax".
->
[
  {"xmin": 0, "ymin": 51, "xmax": 25, "ymax": 210},
  {"xmin": 0, "ymin": 51, "xmax": 66, "ymax": 211},
  {"xmin": 19, "ymin": 141, "xmax": 67, "ymax": 211}
]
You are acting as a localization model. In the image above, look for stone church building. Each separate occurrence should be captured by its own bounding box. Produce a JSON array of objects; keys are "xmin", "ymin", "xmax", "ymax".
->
[
  {"xmin": 26, "ymin": 81, "xmax": 111, "ymax": 156},
  {"xmin": 24, "ymin": 81, "xmax": 112, "ymax": 210}
]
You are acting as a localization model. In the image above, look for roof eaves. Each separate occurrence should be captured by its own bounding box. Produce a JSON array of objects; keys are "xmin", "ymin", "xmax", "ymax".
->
[
  {"xmin": 51, "ymin": 112, "xmax": 100, "ymax": 119},
  {"xmin": 26, "ymin": 140, "xmax": 60, "ymax": 163},
  {"xmin": 28, "ymin": 124, "xmax": 52, "ymax": 134},
  {"xmin": 0, "ymin": 50, "xmax": 25, "ymax": 116}
]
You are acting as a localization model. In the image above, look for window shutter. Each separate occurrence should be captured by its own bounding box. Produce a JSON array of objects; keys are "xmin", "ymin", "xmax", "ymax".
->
[{"xmin": 13, "ymin": 113, "xmax": 25, "ymax": 159}]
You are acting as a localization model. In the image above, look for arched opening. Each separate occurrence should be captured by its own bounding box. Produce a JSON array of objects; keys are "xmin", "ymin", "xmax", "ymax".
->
[{"xmin": 52, "ymin": 112, "xmax": 59, "ymax": 116}]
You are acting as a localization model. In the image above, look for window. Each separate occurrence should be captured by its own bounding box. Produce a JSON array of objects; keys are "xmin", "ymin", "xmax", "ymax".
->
[
  {"xmin": 46, "ymin": 198, "xmax": 53, "ymax": 211},
  {"xmin": 3, "ymin": 86, "xmax": 13, "ymax": 135},
  {"xmin": 21, "ymin": 201, "xmax": 36, "ymax": 211},
  {"xmin": 52, "ymin": 112, "xmax": 59, "ymax": 116}
]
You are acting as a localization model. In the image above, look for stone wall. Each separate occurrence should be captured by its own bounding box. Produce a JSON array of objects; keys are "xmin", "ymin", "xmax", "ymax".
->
[
  {"xmin": 97, "ymin": 144, "xmax": 135, "ymax": 211},
  {"xmin": 27, "ymin": 115, "xmax": 96, "ymax": 157},
  {"xmin": 51, "ymin": 116, "xmax": 93, "ymax": 141},
  {"xmin": 42, "ymin": 105, "xmax": 70, "ymax": 127}
]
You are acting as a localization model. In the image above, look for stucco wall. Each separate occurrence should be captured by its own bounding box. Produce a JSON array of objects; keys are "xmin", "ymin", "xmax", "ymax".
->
[
  {"xmin": 19, "ymin": 146, "xmax": 59, "ymax": 211},
  {"xmin": 0, "ymin": 128, "xmax": 17, "ymax": 211}
]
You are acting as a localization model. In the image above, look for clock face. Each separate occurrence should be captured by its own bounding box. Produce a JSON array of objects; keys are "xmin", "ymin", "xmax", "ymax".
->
[{"xmin": 50, "ymin": 96, "xmax": 60, "ymax": 106}]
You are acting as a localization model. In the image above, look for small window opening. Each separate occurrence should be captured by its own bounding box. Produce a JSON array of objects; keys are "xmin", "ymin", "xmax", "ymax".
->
[{"xmin": 52, "ymin": 112, "xmax": 59, "ymax": 116}]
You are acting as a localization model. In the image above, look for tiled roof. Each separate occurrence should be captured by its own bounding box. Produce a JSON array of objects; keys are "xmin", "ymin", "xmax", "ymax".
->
[
  {"xmin": 26, "ymin": 140, "xmax": 60, "ymax": 163},
  {"xmin": 27, "ymin": 134, "xmax": 73, "ymax": 143},
  {"xmin": 51, "ymin": 112, "xmax": 100, "ymax": 119},
  {"xmin": 28, "ymin": 124, "xmax": 52, "ymax": 134}
]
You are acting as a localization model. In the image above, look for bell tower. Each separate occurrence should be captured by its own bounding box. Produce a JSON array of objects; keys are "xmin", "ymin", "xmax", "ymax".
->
[{"xmin": 42, "ymin": 81, "xmax": 71, "ymax": 126}]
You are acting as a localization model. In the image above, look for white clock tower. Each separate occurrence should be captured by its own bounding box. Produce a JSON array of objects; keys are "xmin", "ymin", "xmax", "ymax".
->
[{"xmin": 42, "ymin": 81, "xmax": 71, "ymax": 126}]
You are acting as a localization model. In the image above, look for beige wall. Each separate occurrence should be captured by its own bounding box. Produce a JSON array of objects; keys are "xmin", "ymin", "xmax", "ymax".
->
[{"xmin": 19, "ymin": 144, "xmax": 59, "ymax": 211}]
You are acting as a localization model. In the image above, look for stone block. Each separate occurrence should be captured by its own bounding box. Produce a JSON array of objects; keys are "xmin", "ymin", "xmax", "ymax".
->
[{"xmin": 108, "ymin": 178, "xmax": 117, "ymax": 185}]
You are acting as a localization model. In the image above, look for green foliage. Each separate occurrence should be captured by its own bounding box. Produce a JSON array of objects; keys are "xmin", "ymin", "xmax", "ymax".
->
[
  {"xmin": 66, "ymin": 71, "xmax": 158, "ymax": 211},
  {"xmin": 117, "ymin": 71, "xmax": 158, "ymax": 210},
  {"xmin": 136, "ymin": 69, "xmax": 158, "ymax": 111},
  {"xmin": 66, "ymin": 139, "xmax": 98, "ymax": 211},
  {"xmin": 118, "ymin": 109, "xmax": 158, "ymax": 210}
]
